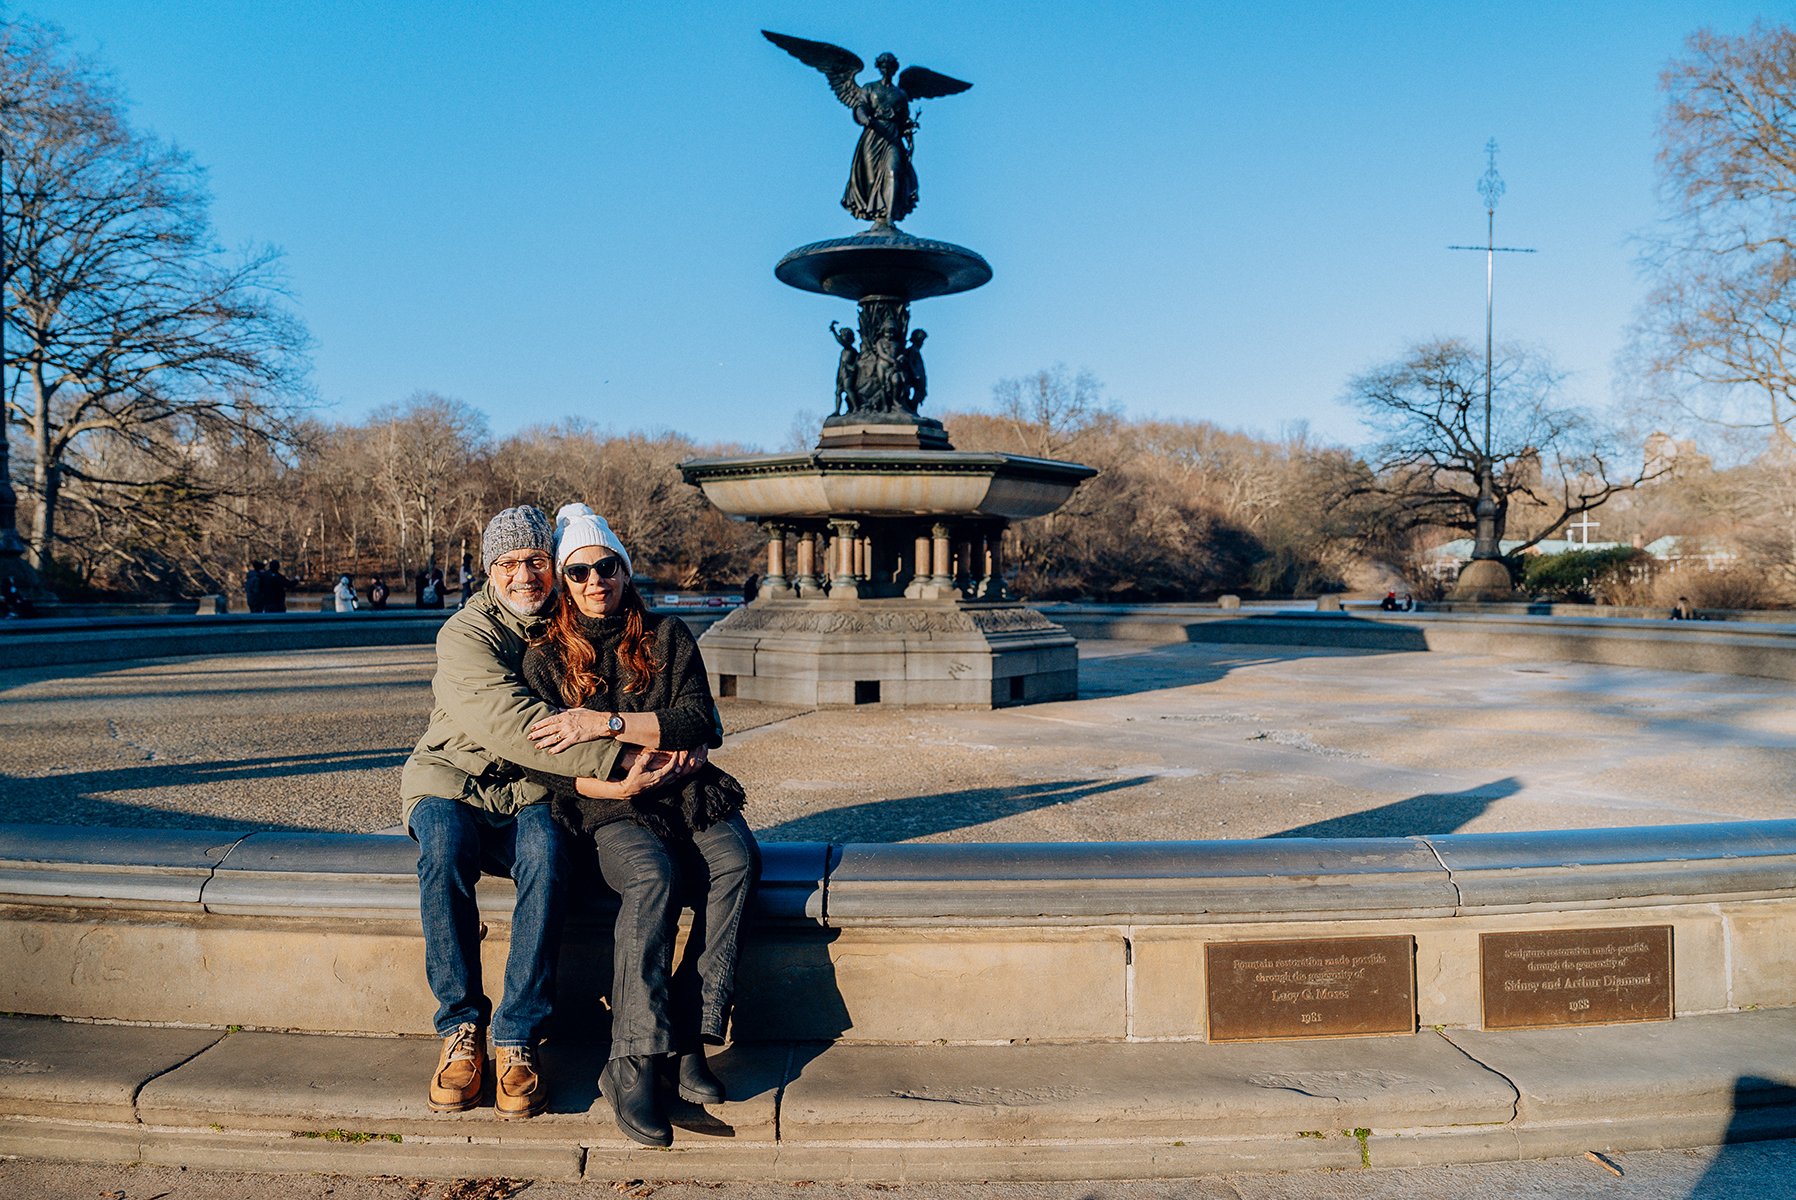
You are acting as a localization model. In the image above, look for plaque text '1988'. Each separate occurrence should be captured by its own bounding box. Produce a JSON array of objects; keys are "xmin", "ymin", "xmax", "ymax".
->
[{"xmin": 1479, "ymin": 926, "xmax": 1673, "ymax": 1030}]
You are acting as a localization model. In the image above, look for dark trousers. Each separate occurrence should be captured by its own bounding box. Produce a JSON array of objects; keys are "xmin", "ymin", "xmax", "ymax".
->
[{"xmin": 589, "ymin": 813, "xmax": 760, "ymax": 1059}]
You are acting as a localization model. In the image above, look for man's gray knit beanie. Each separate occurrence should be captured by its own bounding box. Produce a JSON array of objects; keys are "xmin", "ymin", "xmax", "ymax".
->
[{"xmin": 480, "ymin": 505, "xmax": 553, "ymax": 572}]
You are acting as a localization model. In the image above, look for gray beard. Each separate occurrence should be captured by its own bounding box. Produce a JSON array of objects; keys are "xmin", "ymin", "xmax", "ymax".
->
[{"xmin": 496, "ymin": 587, "xmax": 554, "ymax": 619}]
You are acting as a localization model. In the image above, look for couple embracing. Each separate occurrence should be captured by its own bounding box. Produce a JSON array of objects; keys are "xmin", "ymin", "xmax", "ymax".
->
[{"xmin": 399, "ymin": 502, "xmax": 760, "ymax": 1146}]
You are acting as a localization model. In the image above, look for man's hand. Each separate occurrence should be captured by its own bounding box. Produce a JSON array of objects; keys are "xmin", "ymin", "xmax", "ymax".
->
[
  {"xmin": 661, "ymin": 746, "xmax": 708, "ymax": 778},
  {"xmin": 572, "ymin": 746, "xmax": 682, "ymax": 800},
  {"xmin": 529, "ymin": 708, "xmax": 612, "ymax": 753}
]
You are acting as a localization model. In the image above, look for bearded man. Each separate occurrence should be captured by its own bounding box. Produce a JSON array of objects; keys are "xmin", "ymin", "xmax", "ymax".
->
[{"xmin": 399, "ymin": 506, "xmax": 638, "ymax": 1118}]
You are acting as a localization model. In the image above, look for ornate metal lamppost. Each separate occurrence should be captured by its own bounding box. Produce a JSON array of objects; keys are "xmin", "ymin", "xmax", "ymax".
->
[{"xmin": 1447, "ymin": 139, "xmax": 1534, "ymax": 601}]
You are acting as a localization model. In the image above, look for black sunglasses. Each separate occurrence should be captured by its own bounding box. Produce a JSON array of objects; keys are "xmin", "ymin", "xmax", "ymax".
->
[{"xmin": 563, "ymin": 556, "xmax": 624, "ymax": 584}]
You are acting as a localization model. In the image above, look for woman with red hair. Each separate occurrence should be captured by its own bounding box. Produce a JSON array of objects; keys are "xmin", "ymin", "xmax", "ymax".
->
[{"xmin": 518, "ymin": 502, "xmax": 759, "ymax": 1148}]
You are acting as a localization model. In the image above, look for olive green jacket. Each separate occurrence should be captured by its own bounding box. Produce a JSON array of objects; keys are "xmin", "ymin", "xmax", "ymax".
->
[{"xmin": 399, "ymin": 582, "xmax": 623, "ymax": 831}]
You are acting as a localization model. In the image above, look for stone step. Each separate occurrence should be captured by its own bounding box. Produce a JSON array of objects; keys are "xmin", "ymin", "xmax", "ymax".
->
[{"xmin": 4, "ymin": 1010, "xmax": 1796, "ymax": 1182}]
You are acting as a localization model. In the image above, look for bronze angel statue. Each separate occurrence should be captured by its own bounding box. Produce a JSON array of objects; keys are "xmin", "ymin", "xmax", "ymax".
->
[{"xmin": 763, "ymin": 31, "xmax": 972, "ymax": 227}]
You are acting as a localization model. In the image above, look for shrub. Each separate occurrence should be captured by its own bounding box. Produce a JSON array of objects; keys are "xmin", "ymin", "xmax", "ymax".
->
[{"xmin": 1522, "ymin": 547, "xmax": 1651, "ymax": 603}]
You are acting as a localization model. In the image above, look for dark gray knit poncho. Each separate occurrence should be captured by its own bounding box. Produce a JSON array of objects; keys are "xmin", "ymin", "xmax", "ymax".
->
[{"xmin": 520, "ymin": 609, "xmax": 736, "ymax": 840}]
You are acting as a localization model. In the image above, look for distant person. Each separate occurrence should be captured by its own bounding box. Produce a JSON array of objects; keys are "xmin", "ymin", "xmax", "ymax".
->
[
  {"xmin": 1, "ymin": 577, "xmax": 33, "ymax": 619},
  {"xmin": 262, "ymin": 560, "xmax": 291, "ymax": 613},
  {"xmin": 369, "ymin": 576, "xmax": 390, "ymax": 610},
  {"xmin": 415, "ymin": 567, "xmax": 430, "ymax": 608},
  {"xmin": 1380, "ymin": 591, "xmax": 1399, "ymax": 612},
  {"xmin": 333, "ymin": 574, "xmax": 359, "ymax": 613},
  {"xmin": 1670, "ymin": 596, "xmax": 1696, "ymax": 620},
  {"xmin": 460, "ymin": 552, "xmax": 475, "ymax": 609},
  {"xmin": 1400, "ymin": 592, "xmax": 1414, "ymax": 612},
  {"xmin": 244, "ymin": 561, "xmax": 266, "ymax": 613},
  {"xmin": 424, "ymin": 565, "xmax": 447, "ymax": 610},
  {"xmin": 741, "ymin": 572, "xmax": 759, "ymax": 605}
]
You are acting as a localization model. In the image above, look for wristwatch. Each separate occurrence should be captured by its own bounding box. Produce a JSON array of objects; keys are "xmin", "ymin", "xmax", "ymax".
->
[{"xmin": 606, "ymin": 712, "xmax": 625, "ymax": 735}]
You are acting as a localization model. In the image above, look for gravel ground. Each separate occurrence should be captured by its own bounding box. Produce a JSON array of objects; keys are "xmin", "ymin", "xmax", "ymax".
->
[
  {"xmin": 1, "ymin": 638, "xmax": 1791, "ymax": 839},
  {"xmin": 2, "ymin": 1137, "xmax": 1790, "ymax": 1199}
]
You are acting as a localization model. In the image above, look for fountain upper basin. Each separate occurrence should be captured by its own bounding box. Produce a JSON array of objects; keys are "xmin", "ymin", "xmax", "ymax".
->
[{"xmin": 680, "ymin": 449, "xmax": 1096, "ymax": 521}]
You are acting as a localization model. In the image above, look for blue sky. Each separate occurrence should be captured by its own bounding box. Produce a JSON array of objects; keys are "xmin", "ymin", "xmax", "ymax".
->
[{"xmin": 27, "ymin": 1, "xmax": 1775, "ymax": 451}]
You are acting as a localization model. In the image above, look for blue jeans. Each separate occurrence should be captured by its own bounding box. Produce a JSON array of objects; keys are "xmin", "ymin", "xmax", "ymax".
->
[
  {"xmin": 409, "ymin": 797, "xmax": 568, "ymax": 1048},
  {"xmin": 590, "ymin": 813, "xmax": 760, "ymax": 1058}
]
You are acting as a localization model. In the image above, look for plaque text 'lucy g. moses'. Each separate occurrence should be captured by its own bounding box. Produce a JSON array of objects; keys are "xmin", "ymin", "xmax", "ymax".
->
[
  {"xmin": 1479, "ymin": 926, "xmax": 1674, "ymax": 1031},
  {"xmin": 1204, "ymin": 935, "xmax": 1416, "ymax": 1043}
]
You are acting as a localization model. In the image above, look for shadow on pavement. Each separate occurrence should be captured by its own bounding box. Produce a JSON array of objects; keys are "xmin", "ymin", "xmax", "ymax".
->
[
  {"xmin": 1076, "ymin": 640, "xmax": 1410, "ymax": 701},
  {"xmin": 1268, "ymin": 777, "xmax": 1522, "ymax": 838},
  {"xmin": 753, "ymin": 776, "xmax": 1154, "ymax": 842},
  {"xmin": 0, "ymin": 785, "xmax": 329, "ymax": 834},
  {"xmin": 1687, "ymin": 1076, "xmax": 1796, "ymax": 1199}
]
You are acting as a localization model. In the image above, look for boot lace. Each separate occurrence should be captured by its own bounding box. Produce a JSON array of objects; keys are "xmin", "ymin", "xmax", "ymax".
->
[{"xmin": 444, "ymin": 1021, "xmax": 481, "ymax": 1065}]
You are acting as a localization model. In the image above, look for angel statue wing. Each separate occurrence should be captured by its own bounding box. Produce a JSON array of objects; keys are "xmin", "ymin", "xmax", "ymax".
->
[
  {"xmin": 898, "ymin": 66, "xmax": 972, "ymax": 100},
  {"xmin": 763, "ymin": 30, "xmax": 866, "ymax": 108}
]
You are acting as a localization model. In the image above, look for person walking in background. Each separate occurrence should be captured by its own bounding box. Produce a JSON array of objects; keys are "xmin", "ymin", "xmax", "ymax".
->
[
  {"xmin": 369, "ymin": 576, "xmax": 390, "ymax": 610},
  {"xmin": 420, "ymin": 564, "xmax": 445, "ymax": 609},
  {"xmin": 262, "ymin": 560, "xmax": 291, "ymax": 612},
  {"xmin": 244, "ymin": 561, "xmax": 266, "ymax": 613},
  {"xmin": 460, "ymin": 551, "xmax": 475, "ymax": 608},
  {"xmin": 333, "ymin": 574, "xmax": 359, "ymax": 613}
]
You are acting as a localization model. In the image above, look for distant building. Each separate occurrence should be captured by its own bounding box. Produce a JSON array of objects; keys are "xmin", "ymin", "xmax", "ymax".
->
[{"xmin": 1425, "ymin": 533, "xmax": 1735, "ymax": 582}]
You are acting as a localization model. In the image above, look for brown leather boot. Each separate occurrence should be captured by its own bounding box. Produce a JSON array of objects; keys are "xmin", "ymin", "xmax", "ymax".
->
[
  {"xmin": 428, "ymin": 1022, "xmax": 485, "ymax": 1113},
  {"xmin": 494, "ymin": 1044, "xmax": 548, "ymax": 1119}
]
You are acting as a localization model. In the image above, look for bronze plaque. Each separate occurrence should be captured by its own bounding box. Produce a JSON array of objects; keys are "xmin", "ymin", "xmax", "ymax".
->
[
  {"xmin": 1205, "ymin": 935, "xmax": 1416, "ymax": 1043},
  {"xmin": 1480, "ymin": 926, "xmax": 1673, "ymax": 1031}
]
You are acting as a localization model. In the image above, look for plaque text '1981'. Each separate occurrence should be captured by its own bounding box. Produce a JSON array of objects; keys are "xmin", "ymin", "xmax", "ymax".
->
[{"xmin": 1205, "ymin": 935, "xmax": 1416, "ymax": 1043}]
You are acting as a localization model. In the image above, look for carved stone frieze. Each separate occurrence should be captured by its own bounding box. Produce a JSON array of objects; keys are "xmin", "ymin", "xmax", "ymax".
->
[{"xmin": 713, "ymin": 603, "xmax": 1061, "ymax": 637}]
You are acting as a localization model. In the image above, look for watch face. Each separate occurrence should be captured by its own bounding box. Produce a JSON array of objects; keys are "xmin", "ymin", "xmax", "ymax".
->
[{"xmin": 608, "ymin": 714, "xmax": 624, "ymax": 733}]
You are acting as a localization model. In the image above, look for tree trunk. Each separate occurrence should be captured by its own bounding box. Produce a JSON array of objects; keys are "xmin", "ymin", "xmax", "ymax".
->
[{"xmin": 29, "ymin": 371, "xmax": 57, "ymax": 570}]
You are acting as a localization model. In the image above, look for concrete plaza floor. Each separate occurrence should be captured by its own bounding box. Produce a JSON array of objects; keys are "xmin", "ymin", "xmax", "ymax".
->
[{"xmin": 0, "ymin": 637, "xmax": 1790, "ymax": 839}]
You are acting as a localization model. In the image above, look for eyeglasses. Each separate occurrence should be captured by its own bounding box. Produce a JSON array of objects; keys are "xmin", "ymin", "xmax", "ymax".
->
[
  {"xmin": 563, "ymin": 557, "xmax": 624, "ymax": 584},
  {"xmin": 491, "ymin": 554, "xmax": 552, "ymax": 576}
]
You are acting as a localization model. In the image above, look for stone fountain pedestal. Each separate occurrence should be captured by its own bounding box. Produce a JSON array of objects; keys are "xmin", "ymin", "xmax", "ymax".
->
[
  {"xmin": 680, "ymin": 227, "xmax": 1096, "ymax": 707},
  {"xmin": 698, "ymin": 598, "xmax": 1078, "ymax": 708}
]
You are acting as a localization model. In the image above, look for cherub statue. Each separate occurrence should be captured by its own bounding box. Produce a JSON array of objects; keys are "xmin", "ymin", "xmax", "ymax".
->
[
  {"xmin": 902, "ymin": 329, "xmax": 928, "ymax": 413},
  {"xmin": 830, "ymin": 320, "xmax": 860, "ymax": 415},
  {"xmin": 763, "ymin": 30, "xmax": 972, "ymax": 227}
]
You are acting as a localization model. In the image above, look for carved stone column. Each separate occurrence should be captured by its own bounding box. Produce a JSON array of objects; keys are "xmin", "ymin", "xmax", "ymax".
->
[
  {"xmin": 905, "ymin": 531, "xmax": 932, "ymax": 598},
  {"xmin": 760, "ymin": 523, "xmax": 791, "ymax": 597},
  {"xmin": 930, "ymin": 523, "xmax": 953, "ymax": 588},
  {"xmin": 979, "ymin": 525, "xmax": 1009, "ymax": 599},
  {"xmin": 953, "ymin": 531, "xmax": 977, "ymax": 593},
  {"xmin": 852, "ymin": 532, "xmax": 867, "ymax": 581},
  {"xmin": 793, "ymin": 530, "xmax": 820, "ymax": 595},
  {"xmin": 829, "ymin": 518, "xmax": 861, "ymax": 600}
]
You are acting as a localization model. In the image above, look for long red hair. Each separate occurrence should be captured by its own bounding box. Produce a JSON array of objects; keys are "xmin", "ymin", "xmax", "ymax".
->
[{"xmin": 540, "ymin": 578, "xmax": 658, "ymax": 707}]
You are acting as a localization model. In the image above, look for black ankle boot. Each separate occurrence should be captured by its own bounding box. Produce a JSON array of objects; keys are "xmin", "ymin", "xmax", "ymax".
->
[
  {"xmin": 600, "ymin": 1055, "xmax": 671, "ymax": 1147},
  {"xmin": 675, "ymin": 1051, "xmax": 725, "ymax": 1105}
]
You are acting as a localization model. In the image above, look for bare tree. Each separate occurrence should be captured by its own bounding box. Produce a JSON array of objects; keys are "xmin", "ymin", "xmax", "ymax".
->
[
  {"xmin": 1, "ymin": 20, "xmax": 308, "ymax": 573},
  {"xmin": 491, "ymin": 422, "xmax": 759, "ymax": 587},
  {"xmin": 364, "ymin": 393, "xmax": 490, "ymax": 575},
  {"xmin": 989, "ymin": 365, "xmax": 1114, "ymax": 460},
  {"xmin": 1345, "ymin": 339, "xmax": 1659, "ymax": 554},
  {"xmin": 1636, "ymin": 23, "xmax": 1796, "ymax": 449}
]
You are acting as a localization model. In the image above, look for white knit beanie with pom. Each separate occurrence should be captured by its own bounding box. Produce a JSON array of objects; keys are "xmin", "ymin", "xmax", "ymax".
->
[{"xmin": 552, "ymin": 502, "xmax": 632, "ymax": 576}]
